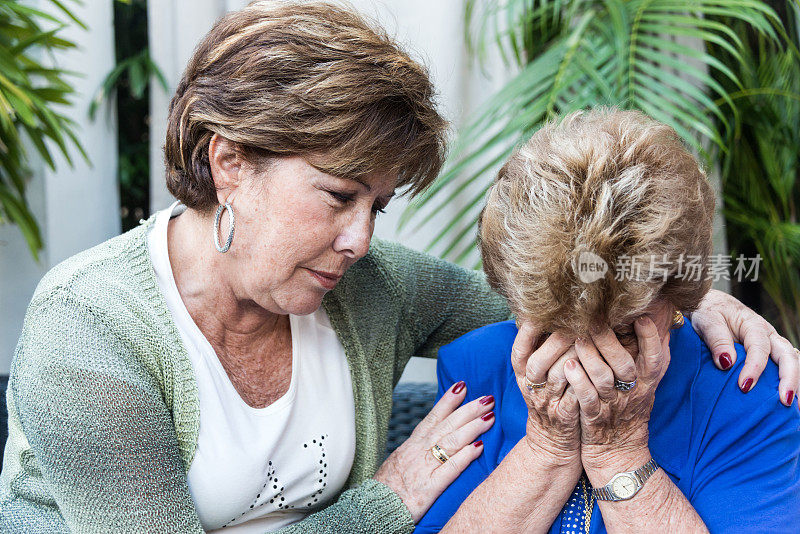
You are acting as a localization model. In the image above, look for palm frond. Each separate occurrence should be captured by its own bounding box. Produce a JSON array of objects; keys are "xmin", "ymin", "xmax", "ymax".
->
[
  {"xmin": 404, "ymin": 0, "xmax": 788, "ymax": 269},
  {"xmin": 701, "ymin": 4, "xmax": 799, "ymax": 343},
  {"xmin": 0, "ymin": 0, "xmax": 85, "ymax": 258}
]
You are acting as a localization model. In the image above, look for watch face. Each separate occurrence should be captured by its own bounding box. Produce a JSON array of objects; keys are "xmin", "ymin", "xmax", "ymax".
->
[{"xmin": 612, "ymin": 474, "xmax": 637, "ymax": 499}]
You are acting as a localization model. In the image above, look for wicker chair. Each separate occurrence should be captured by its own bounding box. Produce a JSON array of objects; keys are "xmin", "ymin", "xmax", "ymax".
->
[
  {"xmin": 0, "ymin": 374, "xmax": 7, "ymax": 467},
  {"xmin": 385, "ymin": 382, "xmax": 438, "ymax": 458}
]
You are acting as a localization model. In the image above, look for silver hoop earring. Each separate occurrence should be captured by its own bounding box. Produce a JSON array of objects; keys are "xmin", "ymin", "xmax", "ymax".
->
[{"xmin": 214, "ymin": 202, "xmax": 235, "ymax": 253}]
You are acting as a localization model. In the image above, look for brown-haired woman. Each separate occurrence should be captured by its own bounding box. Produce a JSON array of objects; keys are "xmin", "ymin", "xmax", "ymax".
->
[{"xmin": 1, "ymin": 3, "xmax": 797, "ymax": 533}]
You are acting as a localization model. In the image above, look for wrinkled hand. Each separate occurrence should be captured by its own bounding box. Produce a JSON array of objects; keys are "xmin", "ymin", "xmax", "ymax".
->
[
  {"xmin": 511, "ymin": 322, "xmax": 582, "ymax": 465},
  {"xmin": 564, "ymin": 317, "xmax": 669, "ymax": 457},
  {"xmin": 692, "ymin": 289, "xmax": 799, "ymax": 407},
  {"xmin": 374, "ymin": 382, "xmax": 494, "ymax": 522}
]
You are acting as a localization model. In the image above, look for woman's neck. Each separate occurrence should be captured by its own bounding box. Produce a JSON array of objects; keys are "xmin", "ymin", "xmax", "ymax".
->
[{"xmin": 165, "ymin": 207, "xmax": 288, "ymax": 355}]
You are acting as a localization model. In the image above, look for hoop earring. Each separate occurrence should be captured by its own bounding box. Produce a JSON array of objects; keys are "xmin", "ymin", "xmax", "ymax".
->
[{"xmin": 214, "ymin": 202, "xmax": 235, "ymax": 253}]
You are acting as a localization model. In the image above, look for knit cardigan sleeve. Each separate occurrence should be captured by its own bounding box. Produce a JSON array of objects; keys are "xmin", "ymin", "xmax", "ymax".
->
[
  {"xmin": 7, "ymin": 288, "xmax": 203, "ymax": 533},
  {"xmin": 5, "ymin": 287, "xmax": 414, "ymax": 534},
  {"xmin": 370, "ymin": 239, "xmax": 512, "ymax": 360}
]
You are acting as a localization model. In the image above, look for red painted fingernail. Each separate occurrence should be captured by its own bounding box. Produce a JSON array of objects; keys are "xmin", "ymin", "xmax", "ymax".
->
[
  {"xmin": 481, "ymin": 411, "xmax": 495, "ymax": 421},
  {"xmin": 741, "ymin": 377, "xmax": 754, "ymax": 393},
  {"xmin": 451, "ymin": 381, "xmax": 466, "ymax": 394},
  {"xmin": 473, "ymin": 440, "xmax": 483, "ymax": 448},
  {"xmin": 719, "ymin": 353, "xmax": 732, "ymax": 370},
  {"xmin": 479, "ymin": 395, "xmax": 494, "ymax": 406},
  {"xmin": 787, "ymin": 391, "xmax": 795, "ymax": 406}
]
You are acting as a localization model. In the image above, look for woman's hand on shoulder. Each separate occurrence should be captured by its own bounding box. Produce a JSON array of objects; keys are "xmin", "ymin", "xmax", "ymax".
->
[
  {"xmin": 691, "ymin": 289, "xmax": 799, "ymax": 408},
  {"xmin": 374, "ymin": 382, "xmax": 495, "ymax": 522}
]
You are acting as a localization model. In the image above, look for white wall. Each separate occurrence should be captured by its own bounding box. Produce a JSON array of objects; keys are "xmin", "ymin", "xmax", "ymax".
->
[
  {"xmin": 0, "ymin": 0, "xmax": 119, "ymax": 373},
  {"xmin": 148, "ymin": 0, "xmax": 237, "ymax": 213}
]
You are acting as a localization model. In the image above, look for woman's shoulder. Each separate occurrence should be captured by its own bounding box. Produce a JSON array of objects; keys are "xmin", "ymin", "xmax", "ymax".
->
[
  {"xmin": 437, "ymin": 321, "xmax": 517, "ymax": 386},
  {"xmin": 439, "ymin": 320, "xmax": 518, "ymax": 356},
  {"xmin": 363, "ymin": 238, "xmax": 485, "ymax": 289},
  {"xmin": 659, "ymin": 324, "xmax": 800, "ymax": 530},
  {"xmin": 31, "ymin": 220, "xmax": 154, "ymax": 310},
  {"xmin": 693, "ymin": 333, "xmax": 797, "ymax": 437},
  {"xmin": 658, "ymin": 320, "xmax": 800, "ymax": 478},
  {"xmin": 20, "ymin": 218, "xmax": 173, "ymax": 363},
  {"xmin": 333, "ymin": 239, "xmax": 509, "ymax": 349},
  {"xmin": 668, "ymin": 320, "xmax": 788, "ymax": 421}
]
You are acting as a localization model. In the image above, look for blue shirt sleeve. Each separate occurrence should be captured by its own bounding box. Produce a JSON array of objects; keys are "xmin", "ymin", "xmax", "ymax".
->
[
  {"xmin": 415, "ymin": 322, "xmax": 519, "ymax": 533},
  {"xmin": 686, "ymin": 343, "xmax": 800, "ymax": 533}
]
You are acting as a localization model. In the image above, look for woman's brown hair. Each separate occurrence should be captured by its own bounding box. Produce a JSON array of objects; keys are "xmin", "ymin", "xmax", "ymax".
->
[{"xmin": 164, "ymin": 0, "xmax": 447, "ymax": 212}]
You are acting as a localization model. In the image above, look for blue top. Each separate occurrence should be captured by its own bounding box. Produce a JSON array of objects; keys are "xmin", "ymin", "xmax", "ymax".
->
[{"xmin": 415, "ymin": 319, "xmax": 800, "ymax": 533}]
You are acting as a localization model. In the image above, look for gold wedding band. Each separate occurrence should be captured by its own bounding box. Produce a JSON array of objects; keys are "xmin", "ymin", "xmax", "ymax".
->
[
  {"xmin": 524, "ymin": 375, "xmax": 547, "ymax": 391},
  {"xmin": 430, "ymin": 444, "xmax": 450, "ymax": 464}
]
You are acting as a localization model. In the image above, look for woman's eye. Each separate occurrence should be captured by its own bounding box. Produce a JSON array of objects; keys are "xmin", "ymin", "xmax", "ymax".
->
[
  {"xmin": 326, "ymin": 189, "xmax": 386, "ymax": 215},
  {"xmin": 327, "ymin": 190, "xmax": 354, "ymax": 204}
]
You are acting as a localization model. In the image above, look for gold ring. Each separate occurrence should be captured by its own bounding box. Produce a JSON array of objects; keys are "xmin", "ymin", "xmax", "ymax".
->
[
  {"xmin": 524, "ymin": 375, "xmax": 547, "ymax": 391},
  {"xmin": 430, "ymin": 444, "xmax": 450, "ymax": 464},
  {"xmin": 671, "ymin": 310, "xmax": 685, "ymax": 328}
]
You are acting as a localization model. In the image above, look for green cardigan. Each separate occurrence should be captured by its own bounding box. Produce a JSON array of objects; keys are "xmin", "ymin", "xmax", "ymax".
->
[{"xmin": 0, "ymin": 216, "xmax": 510, "ymax": 533}]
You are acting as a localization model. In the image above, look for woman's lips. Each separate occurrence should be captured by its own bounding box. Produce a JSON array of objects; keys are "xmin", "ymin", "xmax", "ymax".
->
[{"xmin": 307, "ymin": 268, "xmax": 342, "ymax": 290}]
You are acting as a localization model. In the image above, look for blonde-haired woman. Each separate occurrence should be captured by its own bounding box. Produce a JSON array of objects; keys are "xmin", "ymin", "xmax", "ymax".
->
[
  {"xmin": 416, "ymin": 109, "xmax": 800, "ymax": 533},
  {"xmin": 1, "ymin": 2, "xmax": 796, "ymax": 531}
]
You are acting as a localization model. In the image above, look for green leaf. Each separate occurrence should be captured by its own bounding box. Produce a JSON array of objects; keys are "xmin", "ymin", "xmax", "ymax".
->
[
  {"xmin": 45, "ymin": 0, "xmax": 87, "ymax": 31},
  {"xmin": 0, "ymin": 182, "xmax": 42, "ymax": 260},
  {"xmin": 0, "ymin": 0, "xmax": 86, "ymax": 257},
  {"xmin": 635, "ymin": 33, "xmax": 742, "ymax": 90},
  {"xmin": 635, "ymin": 59, "xmax": 728, "ymax": 126},
  {"xmin": 128, "ymin": 55, "xmax": 147, "ymax": 98},
  {"xmin": 145, "ymin": 49, "xmax": 170, "ymax": 92},
  {"xmin": 401, "ymin": 0, "xmax": 795, "ymax": 287},
  {"xmin": 634, "ymin": 80, "xmax": 722, "ymax": 149}
]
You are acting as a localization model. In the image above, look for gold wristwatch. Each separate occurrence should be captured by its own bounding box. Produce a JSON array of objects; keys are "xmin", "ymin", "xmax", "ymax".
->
[{"xmin": 591, "ymin": 458, "xmax": 659, "ymax": 501}]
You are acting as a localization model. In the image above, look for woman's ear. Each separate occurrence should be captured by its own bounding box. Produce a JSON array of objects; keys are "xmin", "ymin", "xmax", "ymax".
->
[
  {"xmin": 656, "ymin": 300, "xmax": 676, "ymax": 340},
  {"xmin": 208, "ymin": 133, "xmax": 243, "ymax": 206}
]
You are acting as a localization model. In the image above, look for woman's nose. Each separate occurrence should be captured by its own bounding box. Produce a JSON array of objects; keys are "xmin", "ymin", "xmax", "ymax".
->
[{"xmin": 334, "ymin": 210, "xmax": 373, "ymax": 259}]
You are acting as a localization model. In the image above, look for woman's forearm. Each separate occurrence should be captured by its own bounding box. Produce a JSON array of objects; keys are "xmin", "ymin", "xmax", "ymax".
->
[
  {"xmin": 583, "ymin": 446, "xmax": 708, "ymax": 533},
  {"xmin": 442, "ymin": 438, "xmax": 582, "ymax": 534}
]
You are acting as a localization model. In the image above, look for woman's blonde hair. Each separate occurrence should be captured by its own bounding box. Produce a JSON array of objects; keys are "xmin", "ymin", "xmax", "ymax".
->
[
  {"xmin": 164, "ymin": 0, "xmax": 447, "ymax": 211},
  {"xmin": 480, "ymin": 109, "xmax": 716, "ymax": 335}
]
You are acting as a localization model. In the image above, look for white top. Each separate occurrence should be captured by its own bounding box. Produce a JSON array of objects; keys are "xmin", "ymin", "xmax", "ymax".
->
[{"xmin": 147, "ymin": 202, "xmax": 356, "ymax": 533}]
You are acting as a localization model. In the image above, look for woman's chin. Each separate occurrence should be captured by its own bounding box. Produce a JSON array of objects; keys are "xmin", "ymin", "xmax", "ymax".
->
[{"xmin": 277, "ymin": 294, "xmax": 325, "ymax": 316}]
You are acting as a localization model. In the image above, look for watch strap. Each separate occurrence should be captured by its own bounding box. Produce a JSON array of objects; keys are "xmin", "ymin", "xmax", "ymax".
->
[
  {"xmin": 593, "ymin": 484, "xmax": 614, "ymax": 501},
  {"xmin": 591, "ymin": 458, "xmax": 659, "ymax": 501}
]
